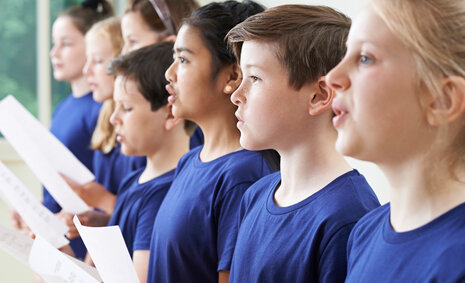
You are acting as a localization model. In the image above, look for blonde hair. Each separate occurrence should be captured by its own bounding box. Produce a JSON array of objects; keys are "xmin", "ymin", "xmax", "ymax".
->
[
  {"xmin": 371, "ymin": 0, "xmax": 465, "ymax": 178},
  {"xmin": 87, "ymin": 17, "xmax": 123, "ymax": 153}
]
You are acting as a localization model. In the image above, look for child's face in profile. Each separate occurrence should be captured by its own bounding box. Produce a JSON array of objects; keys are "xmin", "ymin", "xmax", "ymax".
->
[
  {"xmin": 50, "ymin": 16, "xmax": 87, "ymax": 82},
  {"xmin": 326, "ymin": 7, "xmax": 430, "ymax": 163},
  {"xmin": 121, "ymin": 12, "xmax": 161, "ymax": 55},
  {"xmin": 110, "ymin": 76, "xmax": 168, "ymax": 157},
  {"xmin": 231, "ymin": 40, "xmax": 312, "ymax": 151},
  {"xmin": 165, "ymin": 25, "xmax": 225, "ymax": 123},
  {"xmin": 83, "ymin": 34, "xmax": 115, "ymax": 102}
]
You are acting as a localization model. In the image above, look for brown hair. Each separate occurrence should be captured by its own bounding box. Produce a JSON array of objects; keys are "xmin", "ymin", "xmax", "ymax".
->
[
  {"xmin": 227, "ymin": 5, "xmax": 351, "ymax": 90},
  {"xmin": 87, "ymin": 17, "xmax": 124, "ymax": 152},
  {"xmin": 371, "ymin": 0, "xmax": 465, "ymax": 178},
  {"xmin": 60, "ymin": 0, "xmax": 113, "ymax": 35},
  {"xmin": 108, "ymin": 42, "xmax": 196, "ymax": 135},
  {"xmin": 125, "ymin": 0, "xmax": 199, "ymax": 36}
]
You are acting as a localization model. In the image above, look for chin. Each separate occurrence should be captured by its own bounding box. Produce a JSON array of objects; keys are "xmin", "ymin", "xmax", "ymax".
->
[{"xmin": 240, "ymin": 135, "xmax": 265, "ymax": 151}]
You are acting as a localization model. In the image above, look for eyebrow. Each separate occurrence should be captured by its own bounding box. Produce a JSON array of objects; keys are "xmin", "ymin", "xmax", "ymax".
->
[
  {"xmin": 174, "ymin": 47, "xmax": 194, "ymax": 54},
  {"xmin": 244, "ymin": 64, "xmax": 264, "ymax": 70}
]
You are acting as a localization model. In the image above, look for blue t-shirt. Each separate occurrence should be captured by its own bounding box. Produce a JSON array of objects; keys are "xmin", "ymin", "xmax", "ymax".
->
[
  {"xmin": 42, "ymin": 93, "xmax": 101, "ymax": 260},
  {"xmin": 108, "ymin": 168, "xmax": 174, "ymax": 257},
  {"xmin": 229, "ymin": 170, "xmax": 380, "ymax": 283},
  {"xmin": 147, "ymin": 147, "xmax": 274, "ymax": 283},
  {"xmin": 345, "ymin": 203, "xmax": 465, "ymax": 282},
  {"xmin": 93, "ymin": 143, "xmax": 145, "ymax": 195},
  {"xmin": 189, "ymin": 126, "xmax": 204, "ymax": 149}
]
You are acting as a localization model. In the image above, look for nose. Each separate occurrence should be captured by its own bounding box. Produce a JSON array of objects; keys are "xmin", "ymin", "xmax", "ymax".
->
[
  {"xmin": 83, "ymin": 60, "xmax": 92, "ymax": 76},
  {"xmin": 231, "ymin": 82, "xmax": 246, "ymax": 106},
  {"xmin": 49, "ymin": 45, "xmax": 58, "ymax": 59},
  {"xmin": 121, "ymin": 44, "xmax": 129, "ymax": 55},
  {"xmin": 326, "ymin": 59, "xmax": 351, "ymax": 92},
  {"xmin": 109, "ymin": 105, "xmax": 120, "ymax": 126},
  {"xmin": 165, "ymin": 61, "xmax": 176, "ymax": 83}
]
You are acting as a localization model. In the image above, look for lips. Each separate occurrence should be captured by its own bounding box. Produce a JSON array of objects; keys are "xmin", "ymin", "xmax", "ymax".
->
[
  {"xmin": 115, "ymin": 132, "xmax": 124, "ymax": 143},
  {"xmin": 331, "ymin": 99, "xmax": 348, "ymax": 128},
  {"xmin": 235, "ymin": 111, "xmax": 244, "ymax": 129},
  {"xmin": 165, "ymin": 84, "xmax": 177, "ymax": 104}
]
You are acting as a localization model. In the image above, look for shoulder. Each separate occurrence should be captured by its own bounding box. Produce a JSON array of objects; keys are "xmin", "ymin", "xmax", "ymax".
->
[
  {"xmin": 349, "ymin": 203, "xmax": 390, "ymax": 241},
  {"xmin": 220, "ymin": 150, "xmax": 273, "ymax": 181},
  {"xmin": 241, "ymin": 172, "xmax": 280, "ymax": 206},
  {"xmin": 319, "ymin": 170, "xmax": 380, "ymax": 225}
]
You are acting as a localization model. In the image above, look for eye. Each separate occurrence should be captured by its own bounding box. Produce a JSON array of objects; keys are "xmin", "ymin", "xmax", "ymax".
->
[
  {"xmin": 123, "ymin": 106, "xmax": 132, "ymax": 112},
  {"xmin": 178, "ymin": 56, "xmax": 187, "ymax": 64},
  {"xmin": 249, "ymin": 75, "xmax": 260, "ymax": 82},
  {"xmin": 359, "ymin": 54, "xmax": 373, "ymax": 65}
]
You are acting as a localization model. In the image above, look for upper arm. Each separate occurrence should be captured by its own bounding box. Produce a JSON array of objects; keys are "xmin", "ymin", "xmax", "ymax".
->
[
  {"xmin": 133, "ymin": 250, "xmax": 150, "ymax": 283},
  {"xmin": 318, "ymin": 223, "xmax": 355, "ymax": 283}
]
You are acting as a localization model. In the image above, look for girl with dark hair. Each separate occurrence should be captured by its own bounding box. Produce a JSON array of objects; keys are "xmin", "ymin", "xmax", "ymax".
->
[
  {"xmin": 147, "ymin": 2, "xmax": 275, "ymax": 282},
  {"xmin": 122, "ymin": 0, "xmax": 205, "ymax": 149}
]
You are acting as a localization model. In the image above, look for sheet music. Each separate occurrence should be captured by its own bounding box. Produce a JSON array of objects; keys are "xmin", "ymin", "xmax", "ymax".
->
[
  {"xmin": 29, "ymin": 235, "xmax": 102, "ymax": 283},
  {"xmin": 0, "ymin": 225, "xmax": 33, "ymax": 266},
  {"xmin": 0, "ymin": 161, "xmax": 69, "ymax": 248},
  {"xmin": 0, "ymin": 95, "xmax": 91, "ymax": 214},
  {"xmin": 74, "ymin": 216, "xmax": 140, "ymax": 283}
]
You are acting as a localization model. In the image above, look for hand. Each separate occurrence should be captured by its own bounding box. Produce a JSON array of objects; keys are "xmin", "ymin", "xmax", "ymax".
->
[
  {"xmin": 56, "ymin": 211, "xmax": 79, "ymax": 239},
  {"xmin": 60, "ymin": 174, "xmax": 116, "ymax": 213},
  {"xmin": 77, "ymin": 210, "xmax": 111, "ymax": 228},
  {"xmin": 8, "ymin": 207, "xmax": 26, "ymax": 230}
]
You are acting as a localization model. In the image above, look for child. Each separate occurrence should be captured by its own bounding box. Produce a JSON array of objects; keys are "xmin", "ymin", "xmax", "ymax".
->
[
  {"xmin": 326, "ymin": 0, "xmax": 465, "ymax": 281},
  {"xmin": 226, "ymin": 5, "xmax": 380, "ymax": 282},
  {"xmin": 84, "ymin": 17, "xmax": 145, "ymax": 198},
  {"xmin": 122, "ymin": 0, "xmax": 204, "ymax": 149},
  {"xmin": 147, "ymin": 1, "xmax": 276, "ymax": 282},
  {"xmin": 45, "ymin": 0, "xmax": 112, "ymax": 260},
  {"xmin": 102, "ymin": 42, "xmax": 191, "ymax": 282}
]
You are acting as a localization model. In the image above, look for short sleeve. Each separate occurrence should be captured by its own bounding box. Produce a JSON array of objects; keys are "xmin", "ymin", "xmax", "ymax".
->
[
  {"xmin": 318, "ymin": 223, "xmax": 356, "ymax": 283},
  {"xmin": 215, "ymin": 182, "xmax": 252, "ymax": 271},
  {"xmin": 133, "ymin": 189, "xmax": 168, "ymax": 251}
]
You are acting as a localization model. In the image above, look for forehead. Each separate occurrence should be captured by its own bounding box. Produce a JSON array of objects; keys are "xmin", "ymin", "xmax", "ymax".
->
[
  {"xmin": 175, "ymin": 25, "xmax": 208, "ymax": 53},
  {"xmin": 347, "ymin": 7, "xmax": 401, "ymax": 51},
  {"xmin": 240, "ymin": 40, "xmax": 283, "ymax": 71},
  {"xmin": 121, "ymin": 12, "xmax": 150, "ymax": 33},
  {"xmin": 52, "ymin": 16, "xmax": 82, "ymax": 38}
]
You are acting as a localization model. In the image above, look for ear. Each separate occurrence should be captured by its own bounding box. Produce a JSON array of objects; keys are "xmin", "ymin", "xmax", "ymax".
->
[
  {"xmin": 162, "ymin": 34, "xmax": 177, "ymax": 43},
  {"xmin": 426, "ymin": 76, "xmax": 465, "ymax": 126},
  {"xmin": 164, "ymin": 104, "xmax": 182, "ymax": 130},
  {"xmin": 223, "ymin": 64, "xmax": 243, "ymax": 95},
  {"xmin": 308, "ymin": 76, "xmax": 334, "ymax": 116}
]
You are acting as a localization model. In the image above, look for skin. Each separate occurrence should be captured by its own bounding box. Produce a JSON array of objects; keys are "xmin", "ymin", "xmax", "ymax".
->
[
  {"xmin": 50, "ymin": 16, "xmax": 90, "ymax": 96},
  {"xmin": 326, "ymin": 6, "xmax": 465, "ymax": 232},
  {"xmin": 121, "ymin": 12, "xmax": 161, "ymax": 54},
  {"xmin": 232, "ymin": 40, "xmax": 351, "ymax": 206},
  {"xmin": 164, "ymin": 25, "xmax": 242, "ymax": 282},
  {"xmin": 165, "ymin": 25, "xmax": 242, "ymax": 162},
  {"xmin": 83, "ymin": 33, "xmax": 116, "ymax": 102}
]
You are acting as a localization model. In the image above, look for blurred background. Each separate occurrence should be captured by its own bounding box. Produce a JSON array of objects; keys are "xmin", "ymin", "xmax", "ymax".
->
[{"xmin": 0, "ymin": 0, "xmax": 381, "ymax": 281}]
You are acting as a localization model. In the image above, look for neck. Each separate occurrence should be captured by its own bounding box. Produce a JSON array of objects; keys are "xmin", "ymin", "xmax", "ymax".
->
[
  {"xmin": 197, "ymin": 107, "xmax": 241, "ymax": 162},
  {"xmin": 70, "ymin": 75, "xmax": 91, "ymax": 98},
  {"xmin": 139, "ymin": 129, "xmax": 190, "ymax": 183},
  {"xmin": 276, "ymin": 129, "xmax": 352, "ymax": 207},
  {"xmin": 380, "ymin": 154, "xmax": 465, "ymax": 232}
]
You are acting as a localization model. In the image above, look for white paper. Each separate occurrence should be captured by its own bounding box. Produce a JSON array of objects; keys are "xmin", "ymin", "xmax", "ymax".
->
[
  {"xmin": 0, "ymin": 95, "xmax": 92, "ymax": 214},
  {"xmin": 0, "ymin": 225, "xmax": 34, "ymax": 266},
  {"xmin": 73, "ymin": 216, "xmax": 140, "ymax": 283},
  {"xmin": 29, "ymin": 235, "xmax": 102, "ymax": 283},
  {"xmin": 0, "ymin": 161, "xmax": 69, "ymax": 248}
]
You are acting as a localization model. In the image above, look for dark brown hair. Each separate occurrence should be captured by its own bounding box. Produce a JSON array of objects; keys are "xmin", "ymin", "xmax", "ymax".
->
[
  {"xmin": 60, "ymin": 0, "xmax": 113, "ymax": 35},
  {"xmin": 125, "ymin": 0, "xmax": 199, "ymax": 35},
  {"xmin": 108, "ymin": 42, "xmax": 196, "ymax": 134},
  {"xmin": 227, "ymin": 5, "xmax": 351, "ymax": 89}
]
